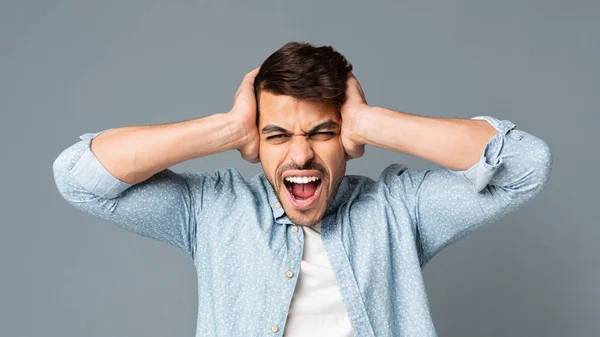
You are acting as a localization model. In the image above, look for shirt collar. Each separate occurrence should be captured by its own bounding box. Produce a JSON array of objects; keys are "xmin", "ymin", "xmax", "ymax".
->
[{"xmin": 258, "ymin": 173, "xmax": 289, "ymax": 224}]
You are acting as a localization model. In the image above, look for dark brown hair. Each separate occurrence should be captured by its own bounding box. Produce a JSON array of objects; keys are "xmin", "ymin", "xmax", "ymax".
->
[{"xmin": 254, "ymin": 42, "xmax": 353, "ymax": 121}]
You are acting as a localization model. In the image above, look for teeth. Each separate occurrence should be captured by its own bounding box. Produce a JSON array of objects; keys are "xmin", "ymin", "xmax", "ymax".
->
[{"xmin": 284, "ymin": 176, "xmax": 320, "ymax": 184}]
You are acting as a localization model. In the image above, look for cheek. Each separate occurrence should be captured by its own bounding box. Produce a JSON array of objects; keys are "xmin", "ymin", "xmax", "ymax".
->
[
  {"xmin": 316, "ymin": 141, "xmax": 346, "ymax": 171},
  {"xmin": 259, "ymin": 144, "xmax": 285, "ymax": 177},
  {"xmin": 330, "ymin": 138, "xmax": 346, "ymax": 157}
]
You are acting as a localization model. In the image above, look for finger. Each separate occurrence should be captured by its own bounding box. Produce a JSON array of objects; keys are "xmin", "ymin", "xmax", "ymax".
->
[
  {"xmin": 234, "ymin": 84, "xmax": 243, "ymax": 99},
  {"xmin": 346, "ymin": 144, "xmax": 365, "ymax": 160},
  {"xmin": 243, "ymin": 153, "xmax": 261, "ymax": 164},
  {"xmin": 359, "ymin": 86, "xmax": 367, "ymax": 104},
  {"xmin": 235, "ymin": 70, "xmax": 259, "ymax": 100},
  {"xmin": 346, "ymin": 83, "xmax": 365, "ymax": 104},
  {"xmin": 351, "ymin": 76, "xmax": 367, "ymax": 104},
  {"xmin": 235, "ymin": 70, "xmax": 255, "ymax": 99},
  {"xmin": 245, "ymin": 66, "xmax": 261, "ymax": 84},
  {"xmin": 249, "ymin": 66, "xmax": 260, "ymax": 76},
  {"xmin": 356, "ymin": 144, "xmax": 365, "ymax": 157}
]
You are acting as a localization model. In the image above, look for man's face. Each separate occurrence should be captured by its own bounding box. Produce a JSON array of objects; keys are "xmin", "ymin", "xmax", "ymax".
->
[{"xmin": 258, "ymin": 92, "xmax": 346, "ymax": 226}]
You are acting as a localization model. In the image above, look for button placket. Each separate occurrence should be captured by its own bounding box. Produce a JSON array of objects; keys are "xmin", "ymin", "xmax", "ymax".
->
[{"xmin": 272, "ymin": 222, "xmax": 302, "ymax": 336}]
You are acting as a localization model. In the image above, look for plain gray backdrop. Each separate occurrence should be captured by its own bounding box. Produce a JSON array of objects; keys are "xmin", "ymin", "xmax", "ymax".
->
[{"xmin": 2, "ymin": 0, "xmax": 598, "ymax": 336}]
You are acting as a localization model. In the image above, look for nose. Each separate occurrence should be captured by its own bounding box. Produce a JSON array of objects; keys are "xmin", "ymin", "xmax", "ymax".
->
[{"xmin": 288, "ymin": 136, "xmax": 315, "ymax": 167}]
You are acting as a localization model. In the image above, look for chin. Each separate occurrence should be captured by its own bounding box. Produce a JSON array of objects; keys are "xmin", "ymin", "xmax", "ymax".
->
[
  {"xmin": 279, "ymin": 188, "xmax": 326, "ymax": 226},
  {"xmin": 285, "ymin": 209, "xmax": 324, "ymax": 226}
]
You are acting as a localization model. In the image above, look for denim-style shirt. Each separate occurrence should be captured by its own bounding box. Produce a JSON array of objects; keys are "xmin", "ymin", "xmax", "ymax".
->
[{"xmin": 52, "ymin": 116, "xmax": 552, "ymax": 337}]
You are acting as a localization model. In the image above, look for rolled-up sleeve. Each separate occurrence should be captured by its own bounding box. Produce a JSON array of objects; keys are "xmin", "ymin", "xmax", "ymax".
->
[
  {"xmin": 382, "ymin": 116, "xmax": 553, "ymax": 267},
  {"xmin": 451, "ymin": 116, "xmax": 552, "ymax": 196},
  {"xmin": 52, "ymin": 130, "xmax": 200, "ymax": 260},
  {"xmin": 68, "ymin": 130, "xmax": 133, "ymax": 198}
]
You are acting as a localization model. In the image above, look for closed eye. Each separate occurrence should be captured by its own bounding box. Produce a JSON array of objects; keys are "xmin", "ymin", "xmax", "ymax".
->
[
  {"xmin": 266, "ymin": 131, "xmax": 336, "ymax": 142},
  {"xmin": 310, "ymin": 131, "xmax": 336, "ymax": 140},
  {"xmin": 267, "ymin": 133, "xmax": 289, "ymax": 144},
  {"xmin": 267, "ymin": 135, "xmax": 285, "ymax": 139}
]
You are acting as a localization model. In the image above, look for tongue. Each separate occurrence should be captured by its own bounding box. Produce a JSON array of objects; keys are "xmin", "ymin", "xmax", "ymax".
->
[{"xmin": 291, "ymin": 181, "xmax": 318, "ymax": 199}]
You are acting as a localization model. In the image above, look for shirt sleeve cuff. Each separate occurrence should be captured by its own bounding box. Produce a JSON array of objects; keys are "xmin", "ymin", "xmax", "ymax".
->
[
  {"xmin": 449, "ymin": 116, "xmax": 517, "ymax": 193},
  {"xmin": 69, "ymin": 128, "xmax": 133, "ymax": 199}
]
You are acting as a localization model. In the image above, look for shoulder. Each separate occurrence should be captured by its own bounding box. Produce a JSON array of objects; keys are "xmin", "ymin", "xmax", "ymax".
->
[
  {"xmin": 178, "ymin": 167, "xmax": 245, "ymax": 185},
  {"xmin": 332, "ymin": 165, "xmax": 418, "ymax": 231},
  {"xmin": 343, "ymin": 164, "xmax": 421, "ymax": 193},
  {"xmin": 378, "ymin": 163, "xmax": 429, "ymax": 196},
  {"xmin": 179, "ymin": 168, "xmax": 272, "ymax": 210},
  {"xmin": 177, "ymin": 167, "xmax": 259, "ymax": 197},
  {"xmin": 333, "ymin": 164, "xmax": 430, "ymax": 213}
]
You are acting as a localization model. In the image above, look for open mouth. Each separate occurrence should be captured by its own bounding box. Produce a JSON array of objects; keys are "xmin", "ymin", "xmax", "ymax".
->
[{"xmin": 282, "ymin": 172, "xmax": 323, "ymax": 211}]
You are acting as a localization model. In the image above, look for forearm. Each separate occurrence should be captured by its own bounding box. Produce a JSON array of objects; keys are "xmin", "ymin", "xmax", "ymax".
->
[
  {"xmin": 355, "ymin": 106, "xmax": 498, "ymax": 171},
  {"xmin": 91, "ymin": 112, "xmax": 246, "ymax": 184}
]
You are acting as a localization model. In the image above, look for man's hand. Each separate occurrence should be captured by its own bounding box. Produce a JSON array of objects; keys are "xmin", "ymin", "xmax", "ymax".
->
[
  {"xmin": 229, "ymin": 67, "xmax": 261, "ymax": 163},
  {"xmin": 340, "ymin": 73, "xmax": 369, "ymax": 160}
]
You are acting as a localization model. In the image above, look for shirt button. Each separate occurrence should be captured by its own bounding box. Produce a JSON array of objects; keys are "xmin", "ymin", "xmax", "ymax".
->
[
  {"xmin": 270, "ymin": 324, "xmax": 279, "ymax": 333},
  {"xmin": 285, "ymin": 270, "xmax": 294, "ymax": 278},
  {"xmin": 291, "ymin": 226, "xmax": 298, "ymax": 233},
  {"xmin": 274, "ymin": 202, "xmax": 281, "ymax": 208}
]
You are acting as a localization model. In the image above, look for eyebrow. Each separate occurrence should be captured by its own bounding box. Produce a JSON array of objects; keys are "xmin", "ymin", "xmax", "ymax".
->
[
  {"xmin": 261, "ymin": 125, "xmax": 291, "ymax": 135},
  {"xmin": 261, "ymin": 120, "xmax": 340, "ymax": 135},
  {"xmin": 308, "ymin": 120, "xmax": 340, "ymax": 133}
]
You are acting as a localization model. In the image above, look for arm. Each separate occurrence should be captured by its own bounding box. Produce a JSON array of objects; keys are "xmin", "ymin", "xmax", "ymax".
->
[
  {"xmin": 340, "ymin": 73, "xmax": 497, "ymax": 169},
  {"xmin": 341, "ymin": 74, "xmax": 553, "ymax": 266},
  {"xmin": 89, "ymin": 113, "xmax": 249, "ymax": 185},
  {"xmin": 378, "ymin": 115, "xmax": 551, "ymax": 266},
  {"xmin": 354, "ymin": 107, "xmax": 498, "ymax": 171},
  {"xmin": 52, "ymin": 68, "xmax": 261, "ymax": 259},
  {"xmin": 89, "ymin": 67, "xmax": 262, "ymax": 185}
]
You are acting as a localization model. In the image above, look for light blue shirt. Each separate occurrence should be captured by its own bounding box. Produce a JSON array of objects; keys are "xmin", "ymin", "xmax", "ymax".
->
[{"xmin": 52, "ymin": 116, "xmax": 552, "ymax": 336}]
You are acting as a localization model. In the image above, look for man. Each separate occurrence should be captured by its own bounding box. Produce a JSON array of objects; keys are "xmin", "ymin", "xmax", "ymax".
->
[{"xmin": 52, "ymin": 42, "xmax": 552, "ymax": 336}]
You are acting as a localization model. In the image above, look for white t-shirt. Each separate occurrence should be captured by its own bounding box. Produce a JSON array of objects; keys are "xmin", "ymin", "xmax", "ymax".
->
[{"xmin": 284, "ymin": 222, "xmax": 354, "ymax": 336}]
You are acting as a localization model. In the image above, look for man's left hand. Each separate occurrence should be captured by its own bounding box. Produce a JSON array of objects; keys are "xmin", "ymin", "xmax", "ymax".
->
[{"xmin": 340, "ymin": 73, "xmax": 369, "ymax": 160}]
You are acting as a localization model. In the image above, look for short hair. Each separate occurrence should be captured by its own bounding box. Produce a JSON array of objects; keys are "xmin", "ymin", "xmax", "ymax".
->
[{"xmin": 254, "ymin": 42, "xmax": 353, "ymax": 122}]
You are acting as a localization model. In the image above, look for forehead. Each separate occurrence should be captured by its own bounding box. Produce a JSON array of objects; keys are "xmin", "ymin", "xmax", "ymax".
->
[{"xmin": 258, "ymin": 92, "xmax": 340, "ymax": 129}]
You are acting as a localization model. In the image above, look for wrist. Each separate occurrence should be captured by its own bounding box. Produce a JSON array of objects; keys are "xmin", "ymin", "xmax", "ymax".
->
[
  {"xmin": 223, "ymin": 110, "xmax": 255, "ymax": 151},
  {"xmin": 349, "ymin": 105, "xmax": 374, "ymax": 146},
  {"xmin": 356, "ymin": 105, "xmax": 396, "ymax": 147}
]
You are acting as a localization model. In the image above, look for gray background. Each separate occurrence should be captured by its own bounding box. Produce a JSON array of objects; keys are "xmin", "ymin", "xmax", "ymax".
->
[{"xmin": 2, "ymin": 0, "xmax": 597, "ymax": 336}]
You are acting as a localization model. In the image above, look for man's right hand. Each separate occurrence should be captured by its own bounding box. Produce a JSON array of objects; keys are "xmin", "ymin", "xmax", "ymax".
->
[{"xmin": 229, "ymin": 67, "xmax": 261, "ymax": 163}]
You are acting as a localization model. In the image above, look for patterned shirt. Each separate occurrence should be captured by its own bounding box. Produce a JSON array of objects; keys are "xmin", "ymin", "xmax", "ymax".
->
[{"xmin": 52, "ymin": 116, "xmax": 552, "ymax": 336}]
